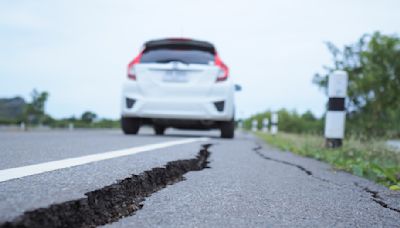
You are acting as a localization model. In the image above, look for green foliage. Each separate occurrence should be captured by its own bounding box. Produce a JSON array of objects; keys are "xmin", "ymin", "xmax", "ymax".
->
[
  {"xmin": 24, "ymin": 89, "xmax": 49, "ymax": 125},
  {"xmin": 314, "ymin": 32, "xmax": 400, "ymax": 138},
  {"xmin": 243, "ymin": 109, "xmax": 323, "ymax": 134},
  {"xmin": 242, "ymin": 110, "xmax": 271, "ymax": 130},
  {"xmin": 1, "ymin": 90, "xmax": 120, "ymax": 129},
  {"xmin": 49, "ymin": 114, "xmax": 119, "ymax": 129},
  {"xmin": 81, "ymin": 111, "xmax": 97, "ymax": 124},
  {"xmin": 0, "ymin": 118, "xmax": 19, "ymax": 125},
  {"xmin": 91, "ymin": 119, "xmax": 120, "ymax": 128},
  {"xmin": 257, "ymin": 132, "xmax": 400, "ymax": 189}
]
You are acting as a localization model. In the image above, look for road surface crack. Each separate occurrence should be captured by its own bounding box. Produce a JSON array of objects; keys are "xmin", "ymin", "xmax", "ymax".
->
[
  {"xmin": 253, "ymin": 144, "xmax": 312, "ymax": 175},
  {"xmin": 254, "ymin": 143, "xmax": 400, "ymax": 214},
  {"xmin": 0, "ymin": 144, "xmax": 212, "ymax": 228},
  {"xmin": 354, "ymin": 183, "xmax": 400, "ymax": 214},
  {"xmin": 253, "ymin": 144, "xmax": 336, "ymax": 185}
]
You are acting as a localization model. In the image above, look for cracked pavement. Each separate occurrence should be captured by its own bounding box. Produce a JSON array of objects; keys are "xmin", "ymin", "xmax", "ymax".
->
[{"xmin": 0, "ymin": 129, "xmax": 399, "ymax": 227}]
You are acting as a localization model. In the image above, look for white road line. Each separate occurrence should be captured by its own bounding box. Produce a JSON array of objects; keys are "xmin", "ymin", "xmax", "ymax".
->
[{"xmin": 0, "ymin": 137, "xmax": 209, "ymax": 183}]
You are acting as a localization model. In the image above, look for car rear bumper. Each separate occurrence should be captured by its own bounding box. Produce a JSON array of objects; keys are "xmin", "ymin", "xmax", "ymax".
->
[
  {"xmin": 121, "ymin": 97, "xmax": 233, "ymax": 121},
  {"xmin": 121, "ymin": 82, "xmax": 234, "ymax": 121}
]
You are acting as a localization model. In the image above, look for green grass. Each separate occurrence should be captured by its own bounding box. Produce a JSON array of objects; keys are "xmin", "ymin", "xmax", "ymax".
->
[{"xmin": 255, "ymin": 132, "xmax": 400, "ymax": 190}]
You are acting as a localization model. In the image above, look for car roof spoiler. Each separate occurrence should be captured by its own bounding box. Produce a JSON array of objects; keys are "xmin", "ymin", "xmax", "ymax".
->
[{"xmin": 144, "ymin": 38, "xmax": 216, "ymax": 54}]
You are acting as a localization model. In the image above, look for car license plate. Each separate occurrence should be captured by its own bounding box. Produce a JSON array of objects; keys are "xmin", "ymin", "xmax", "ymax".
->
[{"xmin": 163, "ymin": 71, "xmax": 188, "ymax": 83}]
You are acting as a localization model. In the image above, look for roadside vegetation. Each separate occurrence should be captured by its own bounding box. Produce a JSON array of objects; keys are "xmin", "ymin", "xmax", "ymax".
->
[
  {"xmin": 245, "ymin": 32, "xmax": 400, "ymax": 138},
  {"xmin": 0, "ymin": 89, "xmax": 119, "ymax": 129},
  {"xmin": 256, "ymin": 132, "xmax": 400, "ymax": 190},
  {"xmin": 243, "ymin": 109, "xmax": 324, "ymax": 135},
  {"xmin": 245, "ymin": 32, "xmax": 400, "ymax": 190},
  {"xmin": 314, "ymin": 32, "xmax": 400, "ymax": 138}
]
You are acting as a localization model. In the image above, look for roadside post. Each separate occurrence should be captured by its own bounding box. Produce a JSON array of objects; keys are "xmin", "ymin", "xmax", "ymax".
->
[
  {"xmin": 20, "ymin": 122, "xmax": 26, "ymax": 131},
  {"xmin": 271, "ymin": 112, "xmax": 278, "ymax": 135},
  {"xmin": 238, "ymin": 121, "xmax": 243, "ymax": 129},
  {"xmin": 262, "ymin": 118, "xmax": 269, "ymax": 133},
  {"xmin": 251, "ymin": 120, "xmax": 258, "ymax": 132},
  {"xmin": 68, "ymin": 123, "xmax": 74, "ymax": 131},
  {"xmin": 324, "ymin": 70, "xmax": 348, "ymax": 148}
]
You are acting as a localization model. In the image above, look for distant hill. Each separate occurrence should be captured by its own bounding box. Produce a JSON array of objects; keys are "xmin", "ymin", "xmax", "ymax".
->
[{"xmin": 0, "ymin": 97, "xmax": 26, "ymax": 120}]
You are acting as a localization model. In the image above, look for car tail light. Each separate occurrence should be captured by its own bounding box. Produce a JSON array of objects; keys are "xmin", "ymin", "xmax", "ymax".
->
[
  {"xmin": 127, "ymin": 51, "xmax": 143, "ymax": 80},
  {"xmin": 215, "ymin": 53, "xmax": 229, "ymax": 82}
]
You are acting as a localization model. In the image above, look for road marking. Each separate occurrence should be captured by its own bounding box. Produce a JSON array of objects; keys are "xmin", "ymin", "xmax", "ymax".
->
[{"xmin": 0, "ymin": 137, "xmax": 209, "ymax": 183}]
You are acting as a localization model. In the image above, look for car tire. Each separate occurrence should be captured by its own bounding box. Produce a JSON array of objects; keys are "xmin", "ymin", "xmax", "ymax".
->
[
  {"xmin": 121, "ymin": 117, "xmax": 140, "ymax": 134},
  {"xmin": 220, "ymin": 120, "xmax": 234, "ymax": 139},
  {"xmin": 154, "ymin": 125, "xmax": 166, "ymax": 135}
]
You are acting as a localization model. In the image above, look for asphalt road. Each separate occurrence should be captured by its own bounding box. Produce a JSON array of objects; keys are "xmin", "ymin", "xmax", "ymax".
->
[
  {"xmin": 388, "ymin": 140, "xmax": 400, "ymax": 152},
  {"xmin": 0, "ymin": 128, "xmax": 399, "ymax": 227}
]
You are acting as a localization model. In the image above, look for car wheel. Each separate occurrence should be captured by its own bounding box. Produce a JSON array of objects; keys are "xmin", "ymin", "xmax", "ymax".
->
[
  {"xmin": 220, "ymin": 120, "xmax": 234, "ymax": 139},
  {"xmin": 121, "ymin": 117, "xmax": 140, "ymax": 134},
  {"xmin": 154, "ymin": 125, "xmax": 166, "ymax": 135}
]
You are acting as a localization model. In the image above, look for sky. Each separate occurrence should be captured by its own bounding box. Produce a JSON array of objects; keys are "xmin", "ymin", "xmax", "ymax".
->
[{"xmin": 1, "ymin": 0, "xmax": 399, "ymax": 119}]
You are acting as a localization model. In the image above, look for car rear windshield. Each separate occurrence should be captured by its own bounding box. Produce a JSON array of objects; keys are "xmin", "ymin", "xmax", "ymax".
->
[{"xmin": 140, "ymin": 49, "xmax": 215, "ymax": 65}]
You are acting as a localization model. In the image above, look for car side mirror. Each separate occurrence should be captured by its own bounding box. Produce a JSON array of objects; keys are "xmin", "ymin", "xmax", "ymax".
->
[{"xmin": 235, "ymin": 84, "xmax": 242, "ymax": 92}]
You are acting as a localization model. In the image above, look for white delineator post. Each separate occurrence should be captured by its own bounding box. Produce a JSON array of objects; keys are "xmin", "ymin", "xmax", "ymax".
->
[
  {"xmin": 251, "ymin": 120, "xmax": 258, "ymax": 132},
  {"xmin": 20, "ymin": 122, "xmax": 26, "ymax": 131},
  {"xmin": 324, "ymin": 70, "xmax": 348, "ymax": 148},
  {"xmin": 68, "ymin": 123, "xmax": 74, "ymax": 131},
  {"xmin": 262, "ymin": 118, "xmax": 269, "ymax": 133},
  {"xmin": 238, "ymin": 121, "xmax": 243, "ymax": 129},
  {"xmin": 271, "ymin": 112, "xmax": 278, "ymax": 135}
]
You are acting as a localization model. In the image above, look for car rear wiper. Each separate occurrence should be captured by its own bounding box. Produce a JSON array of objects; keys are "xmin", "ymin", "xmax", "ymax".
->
[{"xmin": 156, "ymin": 59, "xmax": 190, "ymax": 65}]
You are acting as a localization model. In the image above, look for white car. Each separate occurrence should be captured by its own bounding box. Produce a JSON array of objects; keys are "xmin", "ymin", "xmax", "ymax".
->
[{"xmin": 121, "ymin": 38, "xmax": 238, "ymax": 138}]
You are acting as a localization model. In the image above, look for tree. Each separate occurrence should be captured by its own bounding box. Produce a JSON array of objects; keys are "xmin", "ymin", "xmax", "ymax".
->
[
  {"xmin": 301, "ymin": 110, "xmax": 316, "ymax": 121},
  {"xmin": 81, "ymin": 111, "xmax": 97, "ymax": 124},
  {"xmin": 313, "ymin": 32, "xmax": 400, "ymax": 137},
  {"xmin": 24, "ymin": 89, "xmax": 49, "ymax": 125}
]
